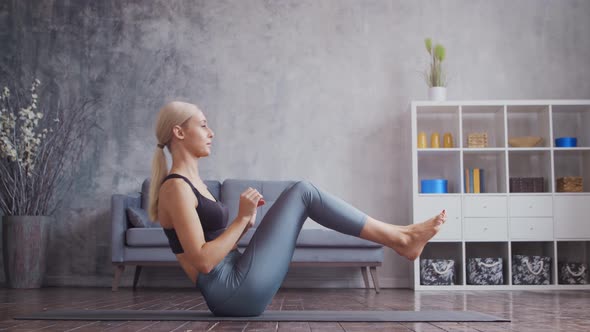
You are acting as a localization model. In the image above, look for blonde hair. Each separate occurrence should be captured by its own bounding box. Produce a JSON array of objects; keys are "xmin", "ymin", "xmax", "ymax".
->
[{"xmin": 148, "ymin": 101, "xmax": 198, "ymax": 221}]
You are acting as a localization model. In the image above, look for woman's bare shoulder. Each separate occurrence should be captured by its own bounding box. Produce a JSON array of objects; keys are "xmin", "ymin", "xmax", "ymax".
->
[{"xmin": 158, "ymin": 179, "xmax": 198, "ymax": 223}]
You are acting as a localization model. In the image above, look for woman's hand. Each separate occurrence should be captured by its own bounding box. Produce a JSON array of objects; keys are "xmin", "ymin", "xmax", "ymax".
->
[{"xmin": 237, "ymin": 187, "xmax": 264, "ymax": 223}]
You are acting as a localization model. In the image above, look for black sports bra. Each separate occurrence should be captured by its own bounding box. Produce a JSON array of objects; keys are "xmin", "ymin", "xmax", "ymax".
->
[{"xmin": 161, "ymin": 174, "xmax": 229, "ymax": 254}]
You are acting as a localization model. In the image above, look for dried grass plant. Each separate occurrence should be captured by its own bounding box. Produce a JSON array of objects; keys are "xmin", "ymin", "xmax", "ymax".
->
[{"xmin": 0, "ymin": 74, "xmax": 98, "ymax": 216}]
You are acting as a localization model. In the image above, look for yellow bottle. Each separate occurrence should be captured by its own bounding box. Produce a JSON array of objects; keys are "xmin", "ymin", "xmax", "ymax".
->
[
  {"xmin": 443, "ymin": 132, "xmax": 454, "ymax": 148},
  {"xmin": 418, "ymin": 131, "xmax": 427, "ymax": 148},
  {"xmin": 431, "ymin": 132, "xmax": 440, "ymax": 148}
]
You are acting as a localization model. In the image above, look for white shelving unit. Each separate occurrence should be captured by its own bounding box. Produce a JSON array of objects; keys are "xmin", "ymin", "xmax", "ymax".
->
[{"xmin": 411, "ymin": 100, "xmax": 590, "ymax": 290}]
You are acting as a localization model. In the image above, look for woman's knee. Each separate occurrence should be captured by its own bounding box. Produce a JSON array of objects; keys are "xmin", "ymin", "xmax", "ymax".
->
[
  {"xmin": 292, "ymin": 180, "xmax": 315, "ymax": 193},
  {"xmin": 289, "ymin": 180, "xmax": 319, "ymax": 206}
]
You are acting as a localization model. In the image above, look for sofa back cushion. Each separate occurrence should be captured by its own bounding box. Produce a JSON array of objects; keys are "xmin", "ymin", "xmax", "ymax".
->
[
  {"xmin": 126, "ymin": 206, "xmax": 160, "ymax": 228},
  {"xmin": 141, "ymin": 178, "xmax": 222, "ymax": 210},
  {"xmin": 221, "ymin": 179, "xmax": 296, "ymax": 228}
]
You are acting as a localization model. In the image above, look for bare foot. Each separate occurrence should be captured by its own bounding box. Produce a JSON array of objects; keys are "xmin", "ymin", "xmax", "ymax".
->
[{"xmin": 391, "ymin": 210, "xmax": 446, "ymax": 261}]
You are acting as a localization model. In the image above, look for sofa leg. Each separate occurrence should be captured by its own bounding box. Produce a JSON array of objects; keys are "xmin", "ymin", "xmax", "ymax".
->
[
  {"xmin": 133, "ymin": 266, "xmax": 143, "ymax": 290},
  {"xmin": 369, "ymin": 266, "xmax": 380, "ymax": 293},
  {"xmin": 361, "ymin": 267, "xmax": 370, "ymax": 289},
  {"xmin": 112, "ymin": 265, "xmax": 125, "ymax": 291}
]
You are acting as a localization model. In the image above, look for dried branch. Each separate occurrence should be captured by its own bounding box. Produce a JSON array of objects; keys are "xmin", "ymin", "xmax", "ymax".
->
[{"xmin": 0, "ymin": 74, "xmax": 98, "ymax": 216}]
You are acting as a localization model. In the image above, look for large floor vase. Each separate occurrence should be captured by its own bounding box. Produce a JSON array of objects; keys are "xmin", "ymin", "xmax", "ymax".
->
[{"xmin": 2, "ymin": 216, "xmax": 51, "ymax": 288}]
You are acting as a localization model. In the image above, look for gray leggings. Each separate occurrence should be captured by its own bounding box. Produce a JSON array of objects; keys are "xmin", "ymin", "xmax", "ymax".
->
[{"xmin": 196, "ymin": 180, "xmax": 368, "ymax": 316}]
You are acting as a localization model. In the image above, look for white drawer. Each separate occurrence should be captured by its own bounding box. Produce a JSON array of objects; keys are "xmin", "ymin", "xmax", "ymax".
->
[
  {"xmin": 463, "ymin": 196, "xmax": 507, "ymax": 218},
  {"xmin": 509, "ymin": 196, "xmax": 553, "ymax": 217},
  {"xmin": 554, "ymin": 196, "xmax": 590, "ymax": 239},
  {"xmin": 510, "ymin": 217, "xmax": 553, "ymax": 240},
  {"xmin": 414, "ymin": 196, "xmax": 461, "ymax": 240},
  {"xmin": 463, "ymin": 218, "xmax": 508, "ymax": 241}
]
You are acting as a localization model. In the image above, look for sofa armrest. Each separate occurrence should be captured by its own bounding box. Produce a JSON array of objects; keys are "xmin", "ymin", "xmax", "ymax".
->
[{"xmin": 111, "ymin": 193, "xmax": 141, "ymax": 263}]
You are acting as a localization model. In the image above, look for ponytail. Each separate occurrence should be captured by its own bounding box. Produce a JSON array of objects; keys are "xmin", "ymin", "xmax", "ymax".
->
[{"xmin": 148, "ymin": 146, "xmax": 168, "ymax": 221}]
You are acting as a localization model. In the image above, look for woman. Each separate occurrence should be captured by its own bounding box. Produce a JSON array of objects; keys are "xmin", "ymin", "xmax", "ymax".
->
[{"xmin": 149, "ymin": 101, "xmax": 446, "ymax": 317}]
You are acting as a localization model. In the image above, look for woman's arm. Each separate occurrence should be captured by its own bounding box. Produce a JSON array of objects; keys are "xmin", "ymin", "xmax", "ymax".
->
[
  {"xmin": 235, "ymin": 212, "xmax": 256, "ymax": 245},
  {"xmin": 235, "ymin": 199, "xmax": 263, "ymax": 245},
  {"xmin": 161, "ymin": 181, "xmax": 251, "ymax": 274}
]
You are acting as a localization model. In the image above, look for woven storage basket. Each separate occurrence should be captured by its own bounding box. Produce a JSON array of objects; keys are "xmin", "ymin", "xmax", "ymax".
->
[
  {"xmin": 420, "ymin": 259, "xmax": 456, "ymax": 285},
  {"xmin": 468, "ymin": 132, "xmax": 488, "ymax": 148},
  {"xmin": 510, "ymin": 177, "xmax": 545, "ymax": 193},
  {"xmin": 512, "ymin": 255, "xmax": 551, "ymax": 285},
  {"xmin": 556, "ymin": 176, "xmax": 583, "ymax": 192}
]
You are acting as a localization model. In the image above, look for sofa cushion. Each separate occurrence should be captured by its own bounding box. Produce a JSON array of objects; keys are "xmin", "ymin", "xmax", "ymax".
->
[
  {"xmin": 126, "ymin": 206, "xmax": 160, "ymax": 228},
  {"xmin": 237, "ymin": 228, "xmax": 381, "ymax": 248},
  {"xmin": 141, "ymin": 178, "xmax": 222, "ymax": 210},
  {"xmin": 221, "ymin": 179, "xmax": 296, "ymax": 228},
  {"xmin": 121, "ymin": 247, "xmax": 382, "ymax": 264},
  {"xmin": 126, "ymin": 228, "xmax": 380, "ymax": 249},
  {"xmin": 126, "ymin": 228, "xmax": 169, "ymax": 247},
  {"xmin": 288, "ymin": 247, "xmax": 383, "ymax": 263},
  {"xmin": 123, "ymin": 247, "xmax": 177, "ymax": 262},
  {"xmin": 293, "ymin": 229, "xmax": 381, "ymax": 248}
]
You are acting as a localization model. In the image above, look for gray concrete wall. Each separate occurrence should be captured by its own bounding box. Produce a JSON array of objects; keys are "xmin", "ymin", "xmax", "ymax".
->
[{"xmin": 1, "ymin": 0, "xmax": 589, "ymax": 288}]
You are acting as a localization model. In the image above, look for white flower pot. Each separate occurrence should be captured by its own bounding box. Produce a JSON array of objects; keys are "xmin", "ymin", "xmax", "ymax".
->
[{"xmin": 429, "ymin": 87, "xmax": 447, "ymax": 101}]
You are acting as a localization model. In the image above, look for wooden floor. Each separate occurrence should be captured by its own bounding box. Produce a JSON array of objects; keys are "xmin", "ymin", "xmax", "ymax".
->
[{"xmin": 0, "ymin": 287, "xmax": 588, "ymax": 331}]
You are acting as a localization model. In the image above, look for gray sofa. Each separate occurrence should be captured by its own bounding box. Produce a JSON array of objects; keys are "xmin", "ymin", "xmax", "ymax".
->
[{"xmin": 111, "ymin": 178, "xmax": 383, "ymax": 292}]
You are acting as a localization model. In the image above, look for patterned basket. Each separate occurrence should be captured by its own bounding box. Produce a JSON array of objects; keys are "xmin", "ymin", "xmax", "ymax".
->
[
  {"xmin": 556, "ymin": 176, "xmax": 583, "ymax": 192},
  {"xmin": 467, "ymin": 258, "xmax": 504, "ymax": 285},
  {"xmin": 420, "ymin": 259, "xmax": 456, "ymax": 285},
  {"xmin": 512, "ymin": 255, "xmax": 551, "ymax": 285},
  {"xmin": 467, "ymin": 133, "xmax": 488, "ymax": 148},
  {"xmin": 558, "ymin": 262, "xmax": 587, "ymax": 285},
  {"xmin": 510, "ymin": 177, "xmax": 545, "ymax": 193}
]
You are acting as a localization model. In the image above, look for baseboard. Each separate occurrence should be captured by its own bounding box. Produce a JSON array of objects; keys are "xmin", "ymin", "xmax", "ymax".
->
[
  {"xmin": 44, "ymin": 274, "xmax": 411, "ymax": 289},
  {"xmin": 44, "ymin": 275, "xmax": 194, "ymax": 288},
  {"xmin": 281, "ymin": 276, "xmax": 410, "ymax": 289}
]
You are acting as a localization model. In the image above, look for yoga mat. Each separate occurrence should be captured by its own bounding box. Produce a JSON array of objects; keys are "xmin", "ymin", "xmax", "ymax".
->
[{"xmin": 15, "ymin": 309, "xmax": 509, "ymax": 322}]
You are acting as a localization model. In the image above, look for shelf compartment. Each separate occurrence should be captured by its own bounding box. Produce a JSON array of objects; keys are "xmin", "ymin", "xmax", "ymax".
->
[
  {"xmin": 463, "ymin": 151, "xmax": 507, "ymax": 193},
  {"xmin": 416, "ymin": 106, "xmax": 460, "ymax": 149},
  {"xmin": 463, "ymin": 196, "xmax": 507, "ymax": 218},
  {"xmin": 553, "ymin": 150, "xmax": 590, "ymax": 192},
  {"xmin": 552, "ymin": 104, "xmax": 590, "ymax": 148},
  {"xmin": 554, "ymin": 195, "xmax": 590, "ymax": 239},
  {"xmin": 508, "ymin": 150, "xmax": 552, "ymax": 193},
  {"xmin": 508, "ymin": 195, "xmax": 553, "ymax": 217},
  {"xmin": 511, "ymin": 241, "xmax": 555, "ymax": 285},
  {"xmin": 463, "ymin": 218, "xmax": 508, "ymax": 241},
  {"xmin": 419, "ymin": 242, "xmax": 463, "ymax": 286},
  {"xmin": 510, "ymin": 217, "xmax": 553, "ymax": 241},
  {"xmin": 414, "ymin": 196, "xmax": 461, "ymax": 241},
  {"xmin": 556, "ymin": 241, "xmax": 589, "ymax": 285},
  {"xmin": 461, "ymin": 105, "xmax": 505, "ymax": 148},
  {"xmin": 506, "ymin": 105, "xmax": 551, "ymax": 148},
  {"xmin": 466, "ymin": 242, "xmax": 509, "ymax": 285},
  {"xmin": 418, "ymin": 150, "xmax": 461, "ymax": 194}
]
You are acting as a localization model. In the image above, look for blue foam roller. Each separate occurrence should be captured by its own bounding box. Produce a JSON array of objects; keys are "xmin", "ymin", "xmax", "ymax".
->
[
  {"xmin": 555, "ymin": 137, "xmax": 577, "ymax": 147},
  {"xmin": 421, "ymin": 179, "xmax": 448, "ymax": 193}
]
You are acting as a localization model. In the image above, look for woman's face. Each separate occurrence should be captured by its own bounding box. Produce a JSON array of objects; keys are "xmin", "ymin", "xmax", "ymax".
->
[{"xmin": 176, "ymin": 109, "xmax": 215, "ymax": 157}]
